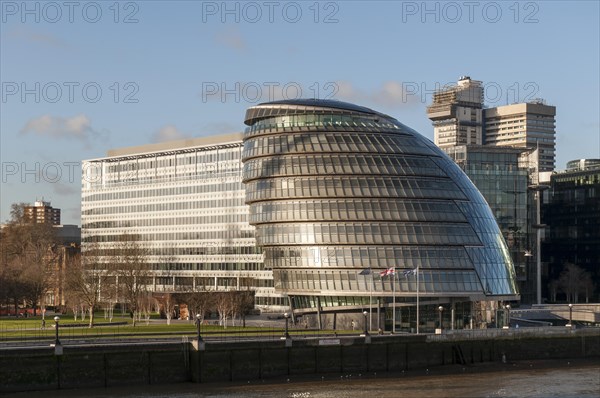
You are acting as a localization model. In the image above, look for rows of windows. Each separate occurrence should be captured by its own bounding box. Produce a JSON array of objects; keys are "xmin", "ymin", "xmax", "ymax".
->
[
  {"xmin": 243, "ymin": 154, "xmax": 444, "ymax": 181},
  {"xmin": 245, "ymin": 176, "xmax": 467, "ymax": 202},
  {"xmin": 242, "ymin": 132, "xmax": 435, "ymax": 159},
  {"xmin": 82, "ymin": 198, "xmax": 245, "ymax": 216},
  {"xmin": 83, "ymin": 213, "xmax": 249, "ymax": 229},
  {"xmin": 83, "ymin": 230, "xmax": 256, "ymax": 242},
  {"xmin": 86, "ymin": 245, "xmax": 261, "ymax": 257},
  {"xmin": 275, "ymin": 269, "xmax": 482, "ymax": 294},
  {"xmin": 264, "ymin": 246, "xmax": 473, "ymax": 269},
  {"xmin": 244, "ymin": 113, "xmax": 403, "ymax": 136},
  {"xmin": 250, "ymin": 199, "xmax": 467, "ymax": 224},
  {"xmin": 105, "ymin": 159, "xmax": 241, "ymax": 175},
  {"xmin": 83, "ymin": 181, "xmax": 242, "ymax": 202},
  {"xmin": 256, "ymin": 222, "xmax": 480, "ymax": 246}
]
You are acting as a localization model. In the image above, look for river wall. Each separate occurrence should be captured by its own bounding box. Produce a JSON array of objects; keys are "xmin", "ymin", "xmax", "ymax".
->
[{"xmin": 1, "ymin": 330, "xmax": 599, "ymax": 393}]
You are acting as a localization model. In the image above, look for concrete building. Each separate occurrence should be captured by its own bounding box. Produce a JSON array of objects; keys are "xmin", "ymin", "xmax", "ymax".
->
[
  {"xmin": 426, "ymin": 77, "xmax": 484, "ymax": 149},
  {"xmin": 81, "ymin": 133, "xmax": 286, "ymax": 312},
  {"xmin": 484, "ymin": 101, "xmax": 556, "ymax": 172},
  {"xmin": 24, "ymin": 200, "xmax": 61, "ymax": 225},
  {"xmin": 242, "ymin": 99, "xmax": 519, "ymax": 331}
]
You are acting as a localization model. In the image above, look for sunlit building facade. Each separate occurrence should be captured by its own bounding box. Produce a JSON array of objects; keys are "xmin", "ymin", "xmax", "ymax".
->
[
  {"xmin": 81, "ymin": 134, "xmax": 286, "ymax": 311},
  {"xmin": 242, "ymin": 99, "xmax": 519, "ymax": 330}
]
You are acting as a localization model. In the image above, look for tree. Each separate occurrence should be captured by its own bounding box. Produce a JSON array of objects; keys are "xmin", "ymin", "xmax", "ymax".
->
[
  {"xmin": 64, "ymin": 243, "xmax": 107, "ymax": 327},
  {"xmin": 557, "ymin": 263, "xmax": 593, "ymax": 303},
  {"xmin": 110, "ymin": 234, "xmax": 150, "ymax": 327},
  {"xmin": 181, "ymin": 291, "xmax": 213, "ymax": 324},
  {"xmin": 155, "ymin": 293, "xmax": 177, "ymax": 325},
  {"xmin": 0, "ymin": 204, "xmax": 59, "ymax": 316}
]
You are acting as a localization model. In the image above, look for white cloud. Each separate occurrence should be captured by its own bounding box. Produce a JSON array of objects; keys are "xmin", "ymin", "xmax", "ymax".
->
[
  {"xmin": 152, "ymin": 125, "xmax": 189, "ymax": 143},
  {"xmin": 334, "ymin": 80, "xmax": 422, "ymax": 109},
  {"xmin": 5, "ymin": 27, "xmax": 67, "ymax": 48},
  {"xmin": 215, "ymin": 28, "xmax": 246, "ymax": 52},
  {"xmin": 20, "ymin": 114, "xmax": 100, "ymax": 145}
]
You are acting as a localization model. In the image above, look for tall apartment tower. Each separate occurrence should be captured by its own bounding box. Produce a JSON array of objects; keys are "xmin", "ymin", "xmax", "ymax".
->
[
  {"xmin": 24, "ymin": 200, "xmax": 61, "ymax": 225},
  {"xmin": 484, "ymin": 100, "xmax": 556, "ymax": 172},
  {"xmin": 426, "ymin": 76, "xmax": 484, "ymax": 149}
]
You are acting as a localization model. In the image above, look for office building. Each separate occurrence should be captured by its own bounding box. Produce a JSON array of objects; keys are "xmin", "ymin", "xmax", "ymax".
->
[
  {"xmin": 484, "ymin": 101, "xmax": 556, "ymax": 172},
  {"xmin": 81, "ymin": 134, "xmax": 286, "ymax": 312},
  {"xmin": 443, "ymin": 145, "xmax": 535, "ymax": 303},
  {"xmin": 242, "ymin": 99, "xmax": 519, "ymax": 331},
  {"xmin": 542, "ymin": 159, "xmax": 600, "ymax": 302},
  {"xmin": 426, "ymin": 77, "xmax": 484, "ymax": 149}
]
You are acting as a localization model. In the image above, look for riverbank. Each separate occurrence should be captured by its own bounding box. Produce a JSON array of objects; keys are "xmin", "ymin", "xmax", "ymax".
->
[
  {"xmin": 1, "ymin": 329, "xmax": 598, "ymax": 394},
  {"xmin": 4, "ymin": 357, "xmax": 599, "ymax": 398}
]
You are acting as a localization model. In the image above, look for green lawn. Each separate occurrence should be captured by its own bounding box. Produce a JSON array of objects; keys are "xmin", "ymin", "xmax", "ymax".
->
[{"xmin": 0, "ymin": 315, "xmax": 354, "ymax": 341}]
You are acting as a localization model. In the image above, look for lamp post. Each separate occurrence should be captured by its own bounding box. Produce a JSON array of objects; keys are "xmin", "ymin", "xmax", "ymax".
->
[
  {"xmin": 567, "ymin": 304, "xmax": 573, "ymax": 328},
  {"xmin": 284, "ymin": 312, "xmax": 290, "ymax": 339},
  {"xmin": 438, "ymin": 306, "xmax": 444, "ymax": 332},
  {"xmin": 363, "ymin": 311, "xmax": 369, "ymax": 336},
  {"xmin": 195, "ymin": 314, "xmax": 203, "ymax": 343},
  {"xmin": 529, "ymin": 184, "xmax": 549, "ymax": 304},
  {"xmin": 504, "ymin": 304, "xmax": 511, "ymax": 329},
  {"xmin": 53, "ymin": 316, "xmax": 60, "ymax": 346}
]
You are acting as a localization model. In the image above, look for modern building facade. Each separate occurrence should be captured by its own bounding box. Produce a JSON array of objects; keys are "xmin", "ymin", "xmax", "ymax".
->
[
  {"xmin": 242, "ymin": 99, "xmax": 519, "ymax": 331},
  {"xmin": 484, "ymin": 101, "xmax": 557, "ymax": 172},
  {"xmin": 427, "ymin": 77, "xmax": 484, "ymax": 149},
  {"xmin": 542, "ymin": 159, "xmax": 600, "ymax": 302},
  {"xmin": 24, "ymin": 200, "xmax": 61, "ymax": 225},
  {"xmin": 81, "ymin": 134, "xmax": 286, "ymax": 312},
  {"xmin": 443, "ymin": 145, "xmax": 536, "ymax": 303}
]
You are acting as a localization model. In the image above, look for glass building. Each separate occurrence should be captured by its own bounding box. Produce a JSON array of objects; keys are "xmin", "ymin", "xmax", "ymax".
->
[
  {"xmin": 242, "ymin": 99, "xmax": 519, "ymax": 331},
  {"xmin": 443, "ymin": 145, "xmax": 535, "ymax": 304},
  {"xmin": 81, "ymin": 133, "xmax": 287, "ymax": 311}
]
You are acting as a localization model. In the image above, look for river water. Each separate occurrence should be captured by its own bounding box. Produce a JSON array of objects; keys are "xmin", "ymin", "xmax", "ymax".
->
[{"xmin": 6, "ymin": 360, "xmax": 599, "ymax": 398}]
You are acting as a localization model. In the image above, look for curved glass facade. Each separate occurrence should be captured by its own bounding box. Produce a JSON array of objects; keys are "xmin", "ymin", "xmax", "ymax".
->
[{"xmin": 242, "ymin": 99, "xmax": 518, "ymax": 326}]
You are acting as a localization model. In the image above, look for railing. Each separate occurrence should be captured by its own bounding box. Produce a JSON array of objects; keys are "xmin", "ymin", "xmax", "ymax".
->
[{"xmin": 426, "ymin": 326, "xmax": 600, "ymax": 342}]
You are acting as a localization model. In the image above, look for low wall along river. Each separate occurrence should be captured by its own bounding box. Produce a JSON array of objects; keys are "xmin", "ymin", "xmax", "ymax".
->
[{"xmin": 1, "ymin": 329, "xmax": 599, "ymax": 393}]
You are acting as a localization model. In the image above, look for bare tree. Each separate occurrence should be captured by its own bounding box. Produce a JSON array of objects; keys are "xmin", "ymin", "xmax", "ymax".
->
[
  {"xmin": 154, "ymin": 293, "xmax": 177, "ymax": 325},
  {"xmin": 64, "ymin": 243, "xmax": 108, "ymax": 328},
  {"xmin": 182, "ymin": 290, "xmax": 213, "ymax": 324},
  {"xmin": 557, "ymin": 263, "xmax": 591, "ymax": 303},
  {"xmin": 1, "ymin": 205, "xmax": 59, "ymax": 316},
  {"xmin": 215, "ymin": 292, "xmax": 233, "ymax": 328},
  {"xmin": 110, "ymin": 234, "xmax": 150, "ymax": 327}
]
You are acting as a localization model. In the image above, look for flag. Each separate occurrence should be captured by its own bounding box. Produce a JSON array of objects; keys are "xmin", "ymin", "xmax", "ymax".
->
[
  {"xmin": 359, "ymin": 267, "xmax": 372, "ymax": 276},
  {"xmin": 402, "ymin": 268, "xmax": 417, "ymax": 277},
  {"xmin": 379, "ymin": 267, "xmax": 395, "ymax": 277}
]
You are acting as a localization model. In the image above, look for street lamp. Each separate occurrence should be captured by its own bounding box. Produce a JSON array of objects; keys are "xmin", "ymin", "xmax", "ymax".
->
[
  {"xmin": 567, "ymin": 304, "xmax": 573, "ymax": 328},
  {"xmin": 284, "ymin": 312, "xmax": 290, "ymax": 339},
  {"xmin": 504, "ymin": 304, "xmax": 511, "ymax": 329},
  {"xmin": 438, "ymin": 306, "xmax": 444, "ymax": 332},
  {"xmin": 363, "ymin": 311, "xmax": 369, "ymax": 336},
  {"xmin": 53, "ymin": 316, "xmax": 61, "ymax": 346},
  {"xmin": 195, "ymin": 314, "xmax": 203, "ymax": 342}
]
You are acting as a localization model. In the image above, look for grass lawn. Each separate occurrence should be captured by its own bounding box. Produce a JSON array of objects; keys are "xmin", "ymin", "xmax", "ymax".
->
[{"xmin": 0, "ymin": 314, "xmax": 353, "ymax": 341}]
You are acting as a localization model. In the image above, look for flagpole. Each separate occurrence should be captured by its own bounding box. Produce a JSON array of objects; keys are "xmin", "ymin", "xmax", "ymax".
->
[
  {"xmin": 392, "ymin": 267, "xmax": 396, "ymax": 334},
  {"xmin": 416, "ymin": 266, "xmax": 420, "ymax": 335},
  {"xmin": 369, "ymin": 272, "xmax": 373, "ymax": 332}
]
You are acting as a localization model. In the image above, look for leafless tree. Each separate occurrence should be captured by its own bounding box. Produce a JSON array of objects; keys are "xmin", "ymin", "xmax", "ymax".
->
[
  {"xmin": 64, "ymin": 243, "xmax": 109, "ymax": 327},
  {"xmin": 154, "ymin": 293, "xmax": 177, "ymax": 325},
  {"xmin": 1, "ymin": 204, "xmax": 59, "ymax": 316},
  {"xmin": 109, "ymin": 234, "xmax": 150, "ymax": 327},
  {"xmin": 557, "ymin": 263, "xmax": 593, "ymax": 303}
]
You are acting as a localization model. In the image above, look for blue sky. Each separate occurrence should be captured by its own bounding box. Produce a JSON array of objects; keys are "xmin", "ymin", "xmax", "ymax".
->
[{"xmin": 1, "ymin": 0, "xmax": 599, "ymax": 225}]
